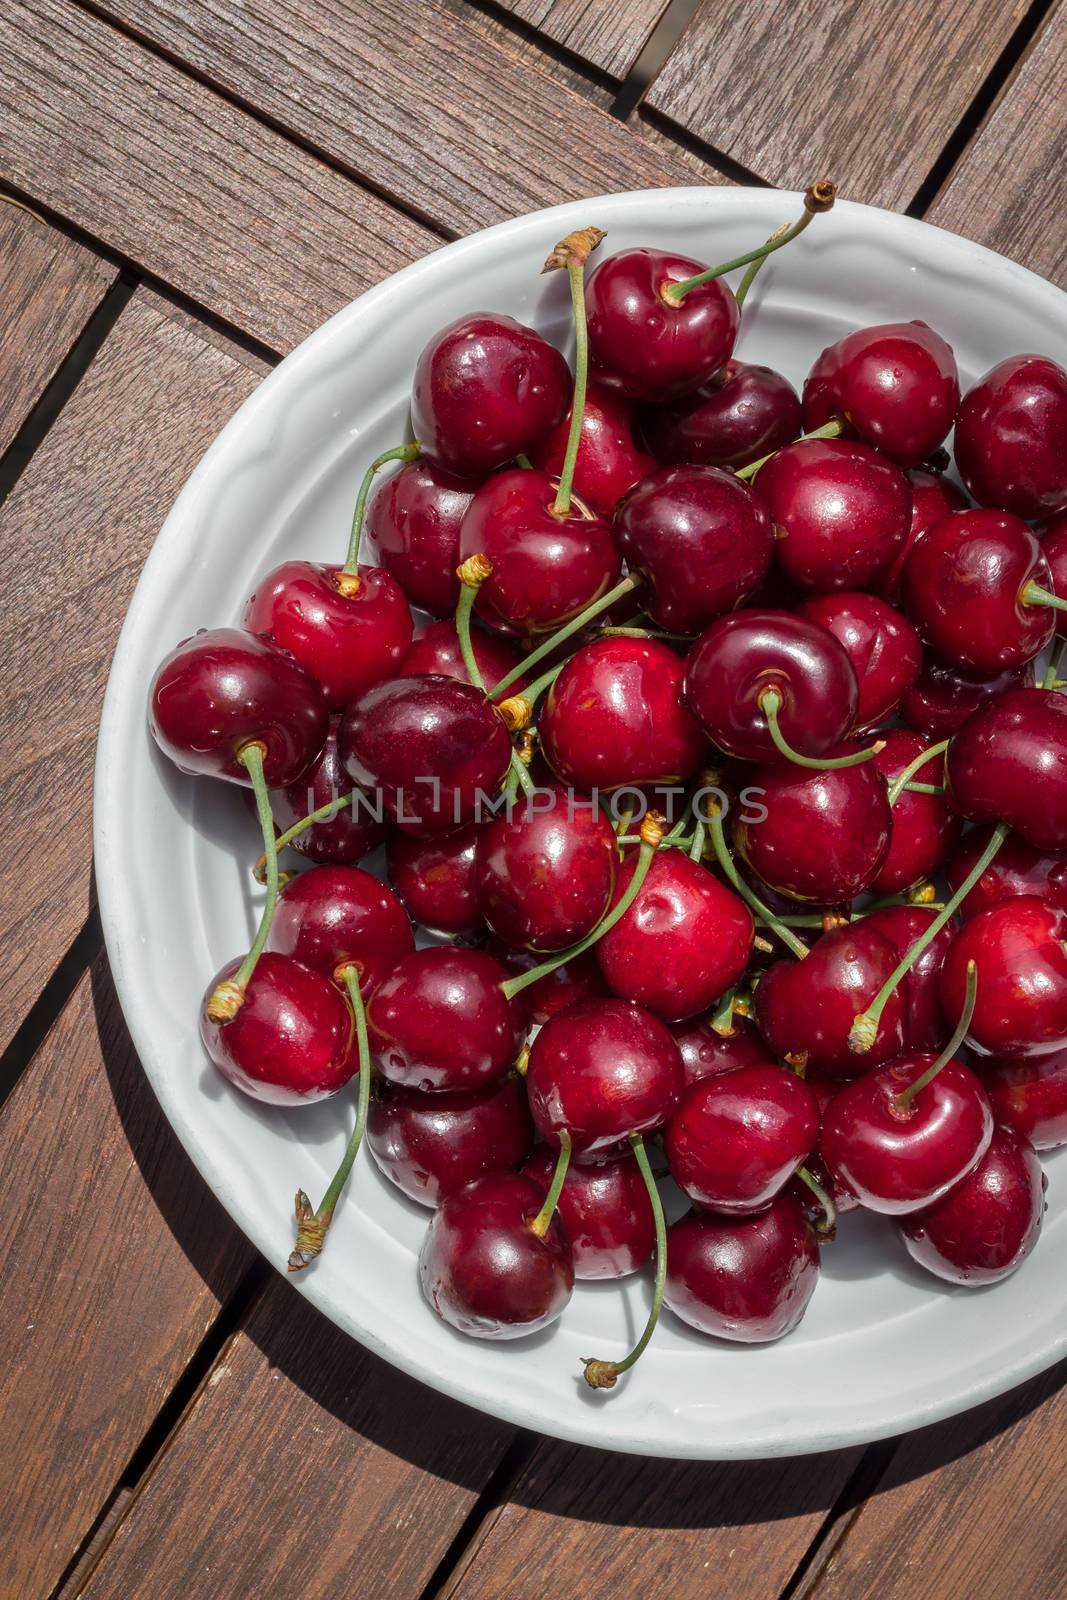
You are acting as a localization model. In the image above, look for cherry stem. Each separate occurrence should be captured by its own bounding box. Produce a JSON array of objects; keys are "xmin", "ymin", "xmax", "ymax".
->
[
  {"xmin": 341, "ymin": 441, "xmax": 422, "ymax": 576},
  {"xmin": 905, "ymin": 781, "xmax": 944, "ymax": 795},
  {"xmin": 552, "ymin": 261, "xmax": 591, "ymax": 516},
  {"xmin": 529, "ymin": 1131, "xmax": 572, "ymax": 1237},
  {"xmin": 1043, "ymin": 639, "xmax": 1067, "ymax": 690},
  {"xmin": 582, "ymin": 1132, "xmax": 666, "ymax": 1389},
  {"xmin": 795, "ymin": 1165, "xmax": 836, "ymax": 1238},
  {"xmin": 734, "ymin": 418, "xmax": 843, "ymax": 482},
  {"xmin": 893, "ymin": 960, "xmax": 978, "ymax": 1115},
  {"xmin": 489, "ymin": 574, "xmax": 641, "ymax": 700},
  {"xmin": 288, "ymin": 965, "xmax": 372, "ymax": 1271},
  {"xmin": 206, "ymin": 743, "xmax": 279, "ymax": 1020},
  {"xmin": 759, "ymin": 688, "xmax": 884, "ymax": 769},
  {"xmin": 887, "ymin": 739, "xmax": 949, "ymax": 807},
  {"xmin": 662, "ymin": 182, "xmax": 835, "ymax": 306},
  {"xmin": 849, "ymin": 821, "xmax": 1009, "ymax": 1054},
  {"xmin": 515, "ymin": 453, "xmax": 533, "ymax": 470},
  {"xmin": 252, "ymin": 789, "xmax": 354, "ymax": 882},
  {"xmin": 734, "ymin": 221, "xmax": 791, "ymax": 308},
  {"xmin": 688, "ymin": 817, "xmax": 706, "ymax": 862},
  {"xmin": 706, "ymin": 802, "xmax": 810, "ymax": 960},
  {"xmin": 509, "ymin": 748, "xmax": 536, "ymax": 799},
  {"xmin": 1021, "ymin": 580, "xmax": 1067, "ymax": 616},
  {"xmin": 711, "ymin": 984, "xmax": 736, "ymax": 1035},
  {"xmin": 454, "ymin": 554, "xmax": 493, "ymax": 692}
]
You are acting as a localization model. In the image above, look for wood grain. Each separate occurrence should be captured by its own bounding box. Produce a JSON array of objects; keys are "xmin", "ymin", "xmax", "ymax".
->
[
  {"xmin": 0, "ymin": 957, "xmax": 254, "ymax": 1598},
  {"xmin": 646, "ymin": 0, "xmax": 1024, "ymax": 209},
  {"xmin": 442, "ymin": 0, "xmax": 613, "ymax": 105},
  {"xmin": 81, "ymin": 1278, "xmax": 515, "ymax": 1599},
  {"xmin": 928, "ymin": 2, "xmax": 1067, "ymax": 290},
  {"xmin": 493, "ymin": 0, "xmax": 670, "ymax": 79},
  {"xmin": 0, "ymin": 288, "xmax": 265, "ymax": 1053}
]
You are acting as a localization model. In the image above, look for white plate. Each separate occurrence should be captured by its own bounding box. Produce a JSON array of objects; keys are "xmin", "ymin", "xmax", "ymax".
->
[{"xmin": 95, "ymin": 188, "xmax": 1067, "ymax": 1459}]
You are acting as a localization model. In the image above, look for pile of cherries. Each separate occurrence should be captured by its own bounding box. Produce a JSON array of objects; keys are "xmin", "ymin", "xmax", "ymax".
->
[{"xmin": 149, "ymin": 185, "xmax": 1067, "ymax": 1392}]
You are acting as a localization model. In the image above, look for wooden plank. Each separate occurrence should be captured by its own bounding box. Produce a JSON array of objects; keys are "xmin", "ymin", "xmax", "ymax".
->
[
  {"xmin": 91, "ymin": 0, "xmax": 709, "ymax": 241},
  {"xmin": 0, "ymin": 204, "xmax": 116, "ymax": 458},
  {"xmin": 81, "ymin": 1279, "xmax": 516, "ymax": 1599},
  {"xmin": 442, "ymin": 0, "xmax": 613, "ymax": 105},
  {"xmin": 806, "ymin": 1362, "xmax": 1067, "ymax": 1599},
  {"xmin": 928, "ymin": 2, "xmax": 1067, "ymax": 291},
  {"xmin": 0, "ymin": 957, "xmax": 254, "ymax": 1599},
  {"xmin": 438, "ymin": 1438, "xmax": 861, "ymax": 1600},
  {"xmin": 492, "ymin": 0, "xmax": 669, "ymax": 79},
  {"xmin": 0, "ymin": 288, "xmax": 266, "ymax": 1053},
  {"xmin": 0, "ymin": 0, "xmax": 436, "ymax": 353},
  {"xmin": 645, "ymin": 0, "xmax": 1024, "ymax": 209}
]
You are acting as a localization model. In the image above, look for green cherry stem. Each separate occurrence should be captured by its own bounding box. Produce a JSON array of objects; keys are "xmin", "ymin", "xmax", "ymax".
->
[
  {"xmin": 252, "ymin": 790, "xmax": 354, "ymax": 883},
  {"xmin": 206, "ymin": 741, "xmax": 279, "ymax": 1022},
  {"xmin": 893, "ymin": 960, "xmax": 978, "ymax": 1115},
  {"xmin": 454, "ymin": 553, "xmax": 494, "ymax": 692},
  {"xmin": 1042, "ymin": 638, "xmax": 1067, "ymax": 690},
  {"xmin": 528, "ymin": 1131, "xmax": 573, "ymax": 1237},
  {"xmin": 711, "ymin": 984, "xmax": 736, "ymax": 1035},
  {"xmin": 1021, "ymin": 580, "xmax": 1067, "ymax": 616},
  {"xmin": 886, "ymin": 739, "xmax": 950, "ymax": 807},
  {"xmin": 488, "ymin": 574, "xmax": 642, "ymax": 701},
  {"xmin": 795, "ymin": 1164, "xmax": 836, "ymax": 1238},
  {"xmin": 662, "ymin": 181, "xmax": 836, "ymax": 307},
  {"xmin": 688, "ymin": 817, "xmax": 707, "ymax": 862},
  {"xmin": 735, "ymin": 418, "xmax": 844, "ymax": 482},
  {"xmin": 340, "ymin": 441, "xmax": 422, "ymax": 580},
  {"xmin": 582, "ymin": 1132, "xmax": 666, "ymax": 1389},
  {"xmin": 542, "ymin": 226, "xmax": 606, "ymax": 517},
  {"xmin": 759, "ymin": 687, "xmax": 885, "ymax": 769},
  {"xmin": 705, "ymin": 802, "xmax": 810, "ymax": 961}
]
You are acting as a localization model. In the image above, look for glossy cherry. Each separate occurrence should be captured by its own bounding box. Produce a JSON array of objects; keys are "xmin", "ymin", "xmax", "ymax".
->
[
  {"xmin": 363, "ymin": 455, "xmax": 477, "ymax": 617},
  {"xmin": 880, "ymin": 468, "xmax": 968, "ymax": 600},
  {"xmin": 901, "ymin": 655, "xmax": 1028, "ymax": 740},
  {"xmin": 488, "ymin": 941, "xmax": 609, "ymax": 1024},
  {"xmin": 868, "ymin": 729, "xmax": 962, "ymax": 895},
  {"xmin": 639, "ymin": 360, "xmax": 801, "ymax": 471},
  {"xmin": 802, "ymin": 320, "xmax": 959, "ymax": 466},
  {"xmin": 947, "ymin": 687, "xmax": 1067, "ymax": 852},
  {"xmin": 946, "ymin": 825, "xmax": 1067, "ymax": 920},
  {"xmin": 862, "ymin": 906, "xmax": 956, "ymax": 1053},
  {"xmin": 734, "ymin": 754, "xmax": 892, "ymax": 903},
  {"xmin": 531, "ymin": 380, "xmax": 656, "ymax": 517},
  {"xmin": 386, "ymin": 822, "xmax": 485, "ymax": 939},
  {"xmin": 670, "ymin": 1014, "xmax": 776, "ymax": 1089},
  {"xmin": 666, "ymin": 1064, "xmax": 819, "ymax": 1214},
  {"xmin": 366, "ymin": 947, "xmax": 526, "ymax": 1091},
  {"xmin": 795, "ymin": 592, "xmax": 923, "ymax": 730},
  {"xmin": 400, "ymin": 619, "xmax": 527, "ymax": 692},
  {"xmin": 475, "ymin": 786, "xmax": 617, "ymax": 951},
  {"xmin": 267, "ymin": 864, "xmax": 413, "ymax": 1001},
  {"xmin": 522, "ymin": 1147, "xmax": 655, "ymax": 1279},
  {"xmin": 269, "ymin": 715, "xmax": 385, "ymax": 866},
  {"xmin": 978, "ymin": 1047, "xmax": 1067, "ymax": 1150},
  {"xmin": 755, "ymin": 923, "xmax": 906, "ymax": 1075},
  {"xmin": 954, "ymin": 354, "xmax": 1067, "ymax": 520},
  {"xmin": 940, "ymin": 897, "xmax": 1067, "ymax": 1058},
  {"xmin": 367, "ymin": 1074, "xmax": 533, "ymax": 1206}
]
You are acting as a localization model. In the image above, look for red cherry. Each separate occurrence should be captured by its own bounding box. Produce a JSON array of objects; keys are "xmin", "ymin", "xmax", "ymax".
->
[
  {"xmin": 665, "ymin": 1064, "xmax": 819, "ymax": 1214},
  {"xmin": 150, "ymin": 627, "xmax": 326, "ymax": 787},
  {"xmin": 734, "ymin": 753, "xmax": 892, "ymax": 902},
  {"xmin": 363, "ymin": 455, "xmax": 476, "ymax": 617},
  {"xmin": 663, "ymin": 1192, "xmax": 820, "ymax": 1342},
  {"xmin": 901, "ymin": 654, "xmax": 1028, "ymax": 740},
  {"xmin": 795, "ymin": 592, "xmax": 922, "ymax": 730},
  {"xmin": 862, "ymin": 906, "xmax": 957, "ymax": 1053},
  {"xmin": 267, "ymin": 864, "xmax": 413, "ymax": 1001},
  {"xmin": 386, "ymin": 822, "xmax": 484, "ymax": 939},
  {"xmin": 522, "ymin": 1147, "xmax": 654, "ymax": 1279},
  {"xmin": 531, "ymin": 380, "xmax": 655, "ymax": 517},
  {"xmin": 366, "ymin": 947, "xmax": 526, "ymax": 1091},
  {"xmin": 487, "ymin": 941, "xmax": 609, "ymax": 1024},
  {"xmin": 802, "ymin": 320, "xmax": 959, "ymax": 467},
  {"xmin": 868, "ymin": 729, "xmax": 962, "ymax": 895},
  {"xmin": 940, "ymin": 896, "xmax": 1067, "ymax": 1058},
  {"xmin": 897, "ymin": 1125, "xmax": 1044, "ymax": 1284},
  {"xmin": 946, "ymin": 824, "xmax": 1067, "ymax": 920},
  {"xmin": 400, "ymin": 619, "xmax": 527, "ymax": 692},
  {"xmin": 613, "ymin": 465, "xmax": 773, "ymax": 633},
  {"xmin": 880, "ymin": 468, "xmax": 969, "ymax": 600},
  {"xmin": 955, "ymin": 355, "xmax": 1067, "ymax": 519},
  {"xmin": 755, "ymin": 923, "xmax": 906, "ymax": 1076},
  {"xmin": 670, "ymin": 1014, "xmax": 776, "ymax": 1088},
  {"xmin": 418, "ymin": 1172, "xmax": 573, "ymax": 1338},
  {"xmin": 475, "ymin": 786, "xmax": 617, "ymax": 952},
  {"xmin": 269, "ymin": 716, "xmax": 385, "ymax": 866},
  {"xmin": 200, "ymin": 951, "xmax": 357, "ymax": 1105},
  {"xmin": 978, "ymin": 1047, "xmax": 1067, "ymax": 1150},
  {"xmin": 1041, "ymin": 512, "xmax": 1067, "ymax": 636},
  {"xmin": 411, "ymin": 313, "xmax": 569, "ymax": 480},
  {"xmin": 947, "ymin": 687, "xmax": 1067, "ymax": 852},
  {"xmin": 639, "ymin": 361, "xmax": 801, "ymax": 471},
  {"xmin": 367, "ymin": 1075, "xmax": 533, "ymax": 1206}
]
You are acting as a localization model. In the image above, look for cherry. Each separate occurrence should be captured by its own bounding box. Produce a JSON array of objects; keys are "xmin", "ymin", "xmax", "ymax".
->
[
  {"xmin": 862, "ymin": 906, "xmax": 956, "ymax": 1053},
  {"xmin": 755, "ymin": 437, "xmax": 911, "ymax": 592},
  {"xmin": 411, "ymin": 313, "xmax": 569, "ymax": 479},
  {"xmin": 340, "ymin": 674, "xmax": 512, "ymax": 836},
  {"xmin": 795, "ymin": 592, "xmax": 923, "ymax": 730},
  {"xmin": 946, "ymin": 825, "xmax": 1067, "ymax": 920},
  {"xmin": 868, "ymin": 729, "xmax": 961, "ymax": 896},
  {"xmin": 418, "ymin": 1172, "xmax": 573, "ymax": 1338},
  {"xmin": 1041, "ymin": 512, "xmax": 1067, "ymax": 635},
  {"xmin": 200, "ymin": 951, "xmax": 357, "ymax": 1105},
  {"xmin": 363, "ymin": 455, "xmax": 476, "ymax": 617},
  {"xmin": 940, "ymin": 896, "xmax": 1067, "ymax": 1058},
  {"xmin": 540, "ymin": 636, "xmax": 706, "ymax": 792},
  {"xmin": 268, "ymin": 716, "xmax": 384, "ymax": 867},
  {"xmin": 531, "ymin": 379, "xmax": 656, "ymax": 516},
  {"xmin": 954, "ymin": 354, "xmax": 1067, "ymax": 519},
  {"xmin": 366, "ymin": 946, "xmax": 526, "ymax": 1091},
  {"xmin": 522, "ymin": 1147, "xmax": 655, "ymax": 1279},
  {"xmin": 639, "ymin": 361, "xmax": 801, "ymax": 471},
  {"xmin": 755, "ymin": 923, "xmax": 906, "ymax": 1076},
  {"xmin": 475, "ymin": 786, "xmax": 617, "ymax": 951},
  {"xmin": 802, "ymin": 320, "xmax": 959, "ymax": 467},
  {"xmin": 903, "ymin": 510, "xmax": 1059, "ymax": 671},
  {"xmin": 901, "ymin": 654, "xmax": 1028, "ymax": 740},
  {"xmin": 488, "ymin": 941, "xmax": 609, "ymax": 1023},
  {"xmin": 666, "ymin": 1064, "xmax": 819, "ymax": 1214},
  {"xmin": 267, "ymin": 864, "xmax": 413, "ymax": 1001},
  {"xmin": 978, "ymin": 1047, "xmax": 1067, "ymax": 1150},
  {"xmin": 670, "ymin": 1014, "xmax": 776, "ymax": 1088},
  {"xmin": 880, "ymin": 468, "xmax": 968, "ymax": 600},
  {"xmin": 386, "ymin": 822, "xmax": 484, "ymax": 939},
  {"xmin": 897, "ymin": 1124, "xmax": 1044, "ymax": 1284},
  {"xmin": 367, "ymin": 1074, "xmax": 533, "ymax": 1206},
  {"xmin": 663, "ymin": 1192, "xmax": 820, "ymax": 1343},
  {"xmin": 613, "ymin": 465, "xmax": 773, "ymax": 633},
  {"xmin": 400, "ymin": 619, "xmax": 527, "ymax": 692},
  {"xmin": 595, "ymin": 850, "xmax": 753, "ymax": 1023},
  {"xmin": 947, "ymin": 687, "xmax": 1067, "ymax": 852}
]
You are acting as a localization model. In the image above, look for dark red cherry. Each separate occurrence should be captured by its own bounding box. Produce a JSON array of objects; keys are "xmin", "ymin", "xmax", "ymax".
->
[
  {"xmin": 755, "ymin": 923, "xmax": 906, "ymax": 1076},
  {"xmin": 418, "ymin": 1172, "xmax": 573, "ymax": 1338},
  {"xmin": 795, "ymin": 592, "xmax": 922, "ymax": 730},
  {"xmin": 531, "ymin": 380, "xmax": 656, "ymax": 517},
  {"xmin": 862, "ymin": 906, "xmax": 957, "ymax": 1053},
  {"xmin": 903, "ymin": 510, "xmax": 1055, "ymax": 671},
  {"xmin": 340, "ymin": 674, "xmax": 512, "ymax": 836},
  {"xmin": 947, "ymin": 687, "xmax": 1067, "ymax": 852},
  {"xmin": 868, "ymin": 729, "xmax": 962, "ymax": 895},
  {"xmin": 880, "ymin": 468, "xmax": 969, "ymax": 600},
  {"xmin": 683, "ymin": 608, "xmax": 859, "ymax": 761},
  {"xmin": 366, "ymin": 947, "xmax": 526, "ymax": 1091},
  {"xmin": 978, "ymin": 1047, "xmax": 1067, "ymax": 1150},
  {"xmin": 897, "ymin": 1124, "xmax": 1044, "ymax": 1284},
  {"xmin": 639, "ymin": 361, "xmax": 801, "ymax": 471},
  {"xmin": 411, "ymin": 313, "xmax": 570, "ymax": 480},
  {"xmin": 1041, "ymin": 512, "xmax": 1067, "ymax": 635},
  {"xmin": 946, "ymin": 824, "xmax": 1067, "ymax": 920},
  {"xmin": 526, "ymin": 997, "xmax": 684, "ymax": 1156},
  {"xmin": 522, "ymin": 1147, "xmax": 654, "ymax": 1279},
  {"xmin": 150, "ymin": 627, "xmax": 327, "ymax": 786},
  {"xmin": 802, "ymin": 320, "xmax": 959, "ymax": 467},
  {"xmin": 954, "ymin": 355, "xmax": 1067, "ymax": 519},
  {"xmin": 363, "ymin": 455, "xmax": 476, "ymax": 617},
  {"xmin": 475, "ymin": 787, "xmax": 617, "ymax": 952},
  {"xmin": 901, "ymin": 654, "xmax": 1028, "ymax": 740},
  {"xmin": 269, "ymin": 716, "xmax": 385, "ymax": 865},
  {"xmin": 665, "ymin": 1064, "xmax": 819, "ymax": 1214},
  {"xmin": 940, "ymin": 897, "xmax": 1067, "ymax": 1058},
  {"xmin": 267, "ymin": 864, "xmax": 413, "ymax": 1001},
  {"xmin": 584, "ymin": 247, "xmax": 739, "ymax": 402},
  {"xmin": 200, "ymin": 951, "xmax": 357, "ymax": 1105},
  {"xmin": 820, "ymin": 1054, "xmax": 993, "ymax": 1214},
  {"xmin": 734, "ymin": 754, "xmax": 892, "ymax": 903},
  {"xmin": 755, "ymin": 437, "xmax": 911, "ymax": 592},
  {"xmin": 663, "ymin": 1192, "xmax": 820, "ymax": 1343},
  {"xmin": 613, "ymin": 465, "xmax": 773, "ymax": 633},
  {"xmin": 458, "ymin": 467, "xmax": 620, "ymax": 635},
  {"xmin": 595, "ymin": 850, "xmax": 753, "ymax": 1023},
  {"xmin": 540, "ymin": 637, "xmax": 706, "ymax": 792},
  {"xmin": 367, "ymin": 1075, "xmax": 533, "ymax": 1206},
  {"xmin": 670, "ymin": 1014, "xmax": 776, "ymax": 1089},
  {"xmin": 386, "ymin": 822, "xmax": 484, "ymax": 939},
  {"xmin": 488, "ymin": 941, "xmax": 609, "ymax": 1024},
  {"xmin": 400, "ymin": 619, "xmax": 527, "ymax": 692}
]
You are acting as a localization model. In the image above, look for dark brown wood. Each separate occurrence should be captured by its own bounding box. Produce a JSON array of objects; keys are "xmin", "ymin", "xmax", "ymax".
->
[
  {"xmin": 0, "ymin": 288, "xmax": 266, "ymax": 1053},
  {"xmin": 0, "ymin": 205, "xmax": 115, "ymax": 457},
  {"xmin": 645, "ymin": 0, "xmax": 1024, "ymax": 209},
  {"xmin": 81, "ymin": 1278, "xmax": 515, "ymax": 1599},
  {"xmin": 0, "ymin": 957, "xmax": 254, "ymax": 1598},
  {"xmin": 928, "ymin": 3, "xmax": 1067, "ymax": 290},
  {"xmin": 493, "ymin": 0, "xmax": 669, "ymax": 79},
  {"xmin": 442, "ymin": 0, "xmax": 613, "ymax": 105}
]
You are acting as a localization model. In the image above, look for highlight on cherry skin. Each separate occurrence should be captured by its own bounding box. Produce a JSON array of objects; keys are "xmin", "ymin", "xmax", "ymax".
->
[{"xmin": 148, "ymin": 188, "xmax": 1067, "ymax": 1398}]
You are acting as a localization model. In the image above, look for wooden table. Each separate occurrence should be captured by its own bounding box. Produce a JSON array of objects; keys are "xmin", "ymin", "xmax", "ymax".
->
[{"xmin": 2, "ymin": 3, "xmax": 1066, "ymax": 1595}]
